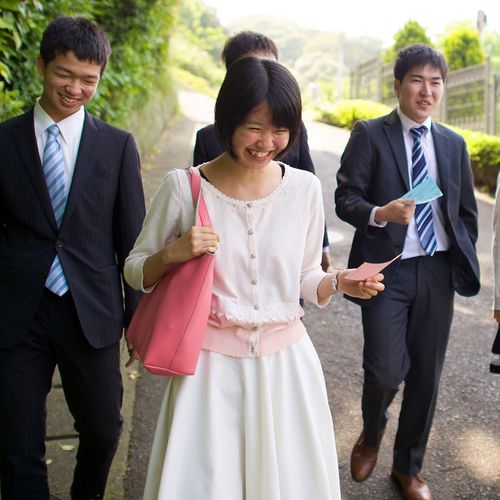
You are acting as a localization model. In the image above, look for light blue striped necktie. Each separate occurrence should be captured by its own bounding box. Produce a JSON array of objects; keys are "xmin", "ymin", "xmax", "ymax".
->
[
  {"xmin": 43, "ymin": 124, "xmax": 69, "ymax": 295},
  {"xmin": 410, "ymin": 125, "xmax": 437, "ymax": 256}
]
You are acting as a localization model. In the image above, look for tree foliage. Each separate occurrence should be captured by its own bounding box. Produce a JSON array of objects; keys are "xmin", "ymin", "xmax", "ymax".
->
[
  {"xmin": 0, "ymin": 0, "xmax": 178, "ymax": 126},
  {"xmin": 393, "ymin": 20, "xmax": 432, "ymax": 50},
  {"xmin": 442, "ymin": 27, "xmax": 486, "ymax": 70},
  {"xmin": 169, "ymin": 0, "xmax": 226, "ymax": 96},
  {"xmin": 383, "ymin": 20, "xmax": 432, "ymax": 63},
  {"xmin": 482, "ymin": 30, "xmax": 500, "ymax": 72}
]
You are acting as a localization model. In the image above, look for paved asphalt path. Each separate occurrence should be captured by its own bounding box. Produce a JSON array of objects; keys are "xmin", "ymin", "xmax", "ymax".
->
[{"xmin": 123, "ymin": 90, "xmax": 500, "ymax": 499}]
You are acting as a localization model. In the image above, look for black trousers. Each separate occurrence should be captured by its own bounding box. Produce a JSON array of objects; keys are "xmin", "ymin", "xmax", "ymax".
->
[
  {"xmin": 360, "ymin": 253, "xmax": 454, "ymax": 475},
  {"xmin": 0, "ymin": 289, "xmax": 123, "ymax": 500}
]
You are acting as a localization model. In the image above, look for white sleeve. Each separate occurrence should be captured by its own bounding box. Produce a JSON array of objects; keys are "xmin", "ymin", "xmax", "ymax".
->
[
  {"xmin": 299, "ymin": 176, "xmax": 330, "ymax": 306},
  {"xmin": 124, "ymin": 169, "xmax": 190, "ymax": 292}
]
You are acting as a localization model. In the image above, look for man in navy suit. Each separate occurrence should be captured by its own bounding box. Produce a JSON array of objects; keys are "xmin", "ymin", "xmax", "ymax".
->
[
  {"xmin": 0, "ymin": 17, "xmax": 145, "ymax": 499},
  {"xmin": 335, "ymin": 44, "xmax": 479, "ymax": 499}
]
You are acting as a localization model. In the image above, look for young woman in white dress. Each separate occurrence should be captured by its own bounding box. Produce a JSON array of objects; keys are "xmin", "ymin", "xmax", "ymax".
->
[{"xmin": 124, "ymin": 56, "xmax": 385, "ymax": 500}]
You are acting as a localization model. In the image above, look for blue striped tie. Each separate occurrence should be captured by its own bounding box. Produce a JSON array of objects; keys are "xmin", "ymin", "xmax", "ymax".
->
[
  {"xmin": 410, "ymin": 126, "xmax": 437, "ymax": 256},
  {"xmin": 43, "ymin": 124, "xmax": 69, "ymax": 295}
]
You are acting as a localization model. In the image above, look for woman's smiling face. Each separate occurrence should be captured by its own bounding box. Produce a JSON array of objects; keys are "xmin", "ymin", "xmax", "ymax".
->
[{"xmin": 231, "ymin": 102, "xmax": 290, "ymax": 169}]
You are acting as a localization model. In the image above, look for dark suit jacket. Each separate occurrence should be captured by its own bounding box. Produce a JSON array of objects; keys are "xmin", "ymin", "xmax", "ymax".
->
[
  {"xmin": 0, "ymin": 109, "xmax": 145, "ymax": 349},
  {"xmin": 193, "ymin": 122, "xmax": 330, "ymax": 248},
  {"xmin": 335, "ymin": 109, "xmax": 480, "ymax": 304}
]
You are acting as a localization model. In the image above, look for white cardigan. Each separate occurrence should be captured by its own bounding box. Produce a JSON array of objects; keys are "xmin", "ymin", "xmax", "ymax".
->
[{"xmin": 124, "ymin": 164, "xmax": 329, "ymax": 357}]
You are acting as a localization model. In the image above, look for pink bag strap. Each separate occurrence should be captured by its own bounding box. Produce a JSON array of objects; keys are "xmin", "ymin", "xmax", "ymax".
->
[{"xmin": 187, "ymin": 167, "xmax": 212, "ymax": 227}]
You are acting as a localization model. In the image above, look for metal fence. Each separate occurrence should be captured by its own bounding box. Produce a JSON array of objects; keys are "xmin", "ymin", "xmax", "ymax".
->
[{"xmin": 351, "ymin": 58, "xmax": 498, "ymax": 135}]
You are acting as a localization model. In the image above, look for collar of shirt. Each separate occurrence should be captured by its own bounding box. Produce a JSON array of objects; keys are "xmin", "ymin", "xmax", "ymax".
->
[
  {"xmin": 395, "ymin": 107, "xmax": 450, "ymax": 257},
  {"xmin": 396, "ymin": 106, "xmax": 432, "ymax": 137},
  {"xmin": 34, "ymin": 99, "xmax": 85, "ymax": 148}
]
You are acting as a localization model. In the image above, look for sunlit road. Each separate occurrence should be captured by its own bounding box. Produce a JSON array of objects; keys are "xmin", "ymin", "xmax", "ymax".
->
[{"xmin": 125, "ymin": 90, "xmax": 500, "ymax": 499}]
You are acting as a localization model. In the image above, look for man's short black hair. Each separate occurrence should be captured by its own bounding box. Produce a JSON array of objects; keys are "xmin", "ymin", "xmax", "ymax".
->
[
  {"xmin": 40, "ymin": 16, "xmax": 111, "ymax": 75},
  {"xmin": 222, "ymin": 31, "xmax": 279, "ymax": 69},
  {"xmin": 215, "ymin": 57, "xmax": 302, "ymax": 161},
  {"xmin": 394, "ymin": 43, "xmax": 448, "ymax": 82}
]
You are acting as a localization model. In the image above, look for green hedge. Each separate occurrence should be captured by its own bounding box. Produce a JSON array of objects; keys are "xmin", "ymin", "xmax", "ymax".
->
[
  {"xmin": 455, "ymin": 127, "xmax": 500, "ymax": 194},
  {"xmin": 314, "ymin": 99, "xmax": 392, "ymax": 130},
  {"xmin": 315, "ymin": 98, "xmax": 500, "ymax": 194}
]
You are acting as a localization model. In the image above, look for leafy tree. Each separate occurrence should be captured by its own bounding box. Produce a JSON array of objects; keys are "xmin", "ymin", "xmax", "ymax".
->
[
  {"xmin": 442, "ymin": 27, "xmax": 486, "ymax": 70},
  {"xmin": 393, "ymin": 20, "xmax": 432, "ymax": 50},
  {"xmin": 169, "ymin": 0, "xmax": 226, "ymax": 96},
  {"xmin": 383, "ymin": 20, "xmax": 432, "ymax": 62}
]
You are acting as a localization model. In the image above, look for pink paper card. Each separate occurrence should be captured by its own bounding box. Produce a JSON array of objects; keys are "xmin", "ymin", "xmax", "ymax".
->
[{"xmin": 344, "ymin": 254, "xmax": 402, "ymax": 281}]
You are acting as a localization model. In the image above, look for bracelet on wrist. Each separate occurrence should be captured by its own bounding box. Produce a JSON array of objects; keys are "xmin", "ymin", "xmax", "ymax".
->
[{"xmin": 331, "ymin": 267, "xmax": 345, "ymax": 294}]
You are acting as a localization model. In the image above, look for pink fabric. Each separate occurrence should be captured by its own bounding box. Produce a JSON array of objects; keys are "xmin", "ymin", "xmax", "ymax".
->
[{"xmin": 201, "ymin": 318, "xmax": 306, "ymax": 358}]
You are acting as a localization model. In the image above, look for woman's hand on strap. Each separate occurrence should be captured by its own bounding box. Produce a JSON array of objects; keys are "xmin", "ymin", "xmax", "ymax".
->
[
  {"xmin": 165, "ymin": 226, "xmax": 219, "ymax": 264},
  {"xmin": 142, "ymin": 226, "xmax": 219, "ymax": 289}
]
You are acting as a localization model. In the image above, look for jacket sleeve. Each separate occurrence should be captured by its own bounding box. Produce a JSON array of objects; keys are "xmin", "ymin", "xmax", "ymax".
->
[
  {"xmin": 113, "ymin": 133, "xmax": 146, "ymax": 327},
  {"xmin": 494, "ymin": 174, "xmax": 500, "ymax": 309},
  {"xmin": 335, "ymin": 120, "xmax": 381, "ymax": 234}
]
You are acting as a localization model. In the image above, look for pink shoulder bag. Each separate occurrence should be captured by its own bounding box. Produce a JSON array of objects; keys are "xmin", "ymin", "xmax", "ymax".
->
[{"xmin": 127, "ymin": 167, "xmax": 215, "ymax": 376}]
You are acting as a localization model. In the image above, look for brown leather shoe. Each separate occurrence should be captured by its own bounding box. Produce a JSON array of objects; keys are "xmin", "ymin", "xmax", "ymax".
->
[
  {"xmin": 350, "ymin": 430, "xmax": 384, "ymax": 481},
  {"xmin": 391, "ymin": 467, "xmax": 432, "ymax": 500}
]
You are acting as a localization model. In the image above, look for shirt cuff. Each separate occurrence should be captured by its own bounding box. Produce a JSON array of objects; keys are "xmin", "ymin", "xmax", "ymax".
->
[{"xmin": 369, "ymin": 206, "xmax": 387, "ymax": 227}]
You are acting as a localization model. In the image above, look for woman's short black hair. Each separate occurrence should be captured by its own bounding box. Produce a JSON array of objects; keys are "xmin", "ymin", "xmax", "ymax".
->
[
  {"xmin": 394, "ymin": 43, "xmax": 448, "ymax": 82},
  {"xmin": 222, "ymin": 31, "xmax": 279, "ymax": 69},
  {"xmin": 214, "ymin": 57, "xmax": 302, "ymax": 161},
  {"xmin": 40, "ymin": 16, "xmax": 111, "ymax": 75}
]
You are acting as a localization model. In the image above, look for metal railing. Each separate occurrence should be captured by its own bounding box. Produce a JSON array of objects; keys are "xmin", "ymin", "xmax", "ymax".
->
[{"xmin": 351, "ymin": 57, "xmax": 498, "ymax": 134}]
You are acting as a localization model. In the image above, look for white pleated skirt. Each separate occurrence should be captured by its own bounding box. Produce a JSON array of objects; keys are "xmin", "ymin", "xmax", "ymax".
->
[{"xmin": 143, "ymin": 334, "xmax": 341, "ymax": 500}]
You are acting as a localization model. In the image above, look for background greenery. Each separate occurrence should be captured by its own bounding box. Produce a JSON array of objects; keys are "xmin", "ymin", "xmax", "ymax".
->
[
  {"xmin": 1, "ymin": 0, "xmax": 499, "ymax": 187},
  {"xmin": 0, "ymin": 0, "xmax": 180, "ymax": 156}
]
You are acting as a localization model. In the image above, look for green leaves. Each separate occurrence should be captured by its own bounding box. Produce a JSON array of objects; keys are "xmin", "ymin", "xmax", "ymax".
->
[{"xmin": 0, "ymin": 0, "xmax": 179, "ymax": 125}]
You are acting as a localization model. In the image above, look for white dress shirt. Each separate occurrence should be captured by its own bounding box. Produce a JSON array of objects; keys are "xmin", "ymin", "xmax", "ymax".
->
[
  {"xmin": 34, "ymin": 100, "xmax": 85, "ymax": 197},
  {"xmin": 369, "ymin": 108, "xmax": 450, "ymax": 259}
]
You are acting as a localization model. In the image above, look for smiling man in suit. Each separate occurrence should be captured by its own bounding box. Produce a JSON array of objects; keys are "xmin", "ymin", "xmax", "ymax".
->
[
  {"xmin": 0, "ymin": 17, "xmax": 145, "ymax": 499},
  {"xmin": 335, "ymin": 44, "xmax": 480, "ymax": 499}
]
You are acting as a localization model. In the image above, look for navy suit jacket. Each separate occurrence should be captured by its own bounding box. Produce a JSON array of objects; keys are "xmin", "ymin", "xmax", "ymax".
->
[
  {"xmin": 335, "ymin": 109, "xmax": 480, "ymax": 304},
  {"xmin": 0, "ymin": 109, "xmax": 145, "ymax": 349}
]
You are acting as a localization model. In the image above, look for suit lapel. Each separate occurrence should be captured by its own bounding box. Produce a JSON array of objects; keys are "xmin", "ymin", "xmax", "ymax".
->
[
  {"xmin": 383, "ymin": 110, "xmax": 410, "ymax": 191},
  {"xmin": 431, "ymin": 123, "xmax": 450, "ymax": 206},
  {"xmin": 61, "ymin": 112, "xmax": 103, "ymax": 227},
  {"xmin": 13, "ymin": 110, "xmax": 58, "ymax": 229}
]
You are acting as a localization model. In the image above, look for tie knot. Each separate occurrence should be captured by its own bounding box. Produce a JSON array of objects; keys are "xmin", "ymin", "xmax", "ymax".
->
[
  {"xmin": 410, "ymin": 126, "xmax": 427, "ymax": 140},
  {"xmin": 47, "ymin": 124, "xmax": 60, "ymax": 138}
]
